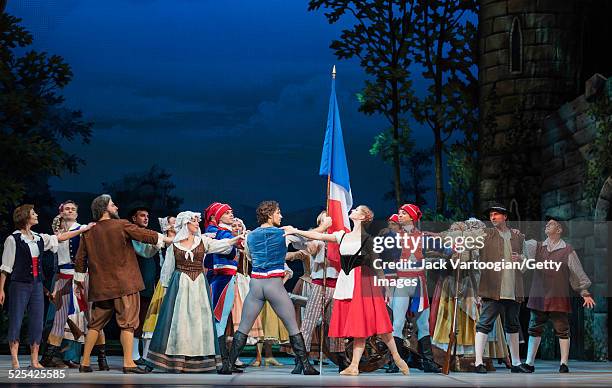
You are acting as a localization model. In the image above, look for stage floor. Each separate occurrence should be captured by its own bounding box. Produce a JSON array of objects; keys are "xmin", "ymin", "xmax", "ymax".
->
[{"xmin": 1, "ymin": 356, "xmax": 611, "ymax": 386}]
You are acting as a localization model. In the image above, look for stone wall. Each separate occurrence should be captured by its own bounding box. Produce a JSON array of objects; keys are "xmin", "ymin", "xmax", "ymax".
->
[
  {"xmin": 478, "ymin": 0, "xmax": 584, "ymax": 219},
  {"xmin": 477, "ymin": 0, "xmax": 610, "ymax": 361},
  {"xmin": 539, "ymin": 73, "xmax": 609, "ymax": 360}
]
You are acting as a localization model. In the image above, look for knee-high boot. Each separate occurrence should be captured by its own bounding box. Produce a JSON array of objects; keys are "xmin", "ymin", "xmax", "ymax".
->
[
  {"xmin": 289, "ymin": 333, "xmax": 319, "ymax": 375},
  {"xmin": 291, "ymin": 355, "xmax": 303, "ymax": 374},
  {"xmin": 40, "ymin": 344, "xmax": 68, "ymax": 368},
  {"xmin": 217, "ymin": 335, "xmax": 243, "ymax": 374},
  {"xmin": 419, "ymin": 336, "xmax": 441, "ymax": 373},
  {"xmin": 218, "ymin": 331, "xmax": 248, "ymax": 375}
]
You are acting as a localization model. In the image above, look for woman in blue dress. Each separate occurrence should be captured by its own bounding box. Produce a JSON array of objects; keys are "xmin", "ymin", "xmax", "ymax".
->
[{"xmin": 145, "ymin": 211, "xmax": 243, "ymax": 373}]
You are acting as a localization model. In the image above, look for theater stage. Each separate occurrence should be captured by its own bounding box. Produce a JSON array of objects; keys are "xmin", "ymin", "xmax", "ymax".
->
[{"xmin": 0, "ymin": 356, "xmax": 611, "ymax": 386}]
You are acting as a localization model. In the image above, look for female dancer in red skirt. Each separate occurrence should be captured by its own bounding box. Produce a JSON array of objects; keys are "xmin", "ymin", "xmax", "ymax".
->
[{"xmin": 283, "ymin": 205, "xmax": 409, "ymax": 376}]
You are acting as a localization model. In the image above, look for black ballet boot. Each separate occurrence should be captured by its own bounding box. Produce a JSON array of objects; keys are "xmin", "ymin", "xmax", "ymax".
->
[
  {"xmin": 418, "ymin": 336, "xmax": 441, "ymax": 373},
  {"xmin": 217, "ymin": 335, "xmax": 243, "ymax": 374},
  {"xmin": 407, "ymin": 351, "xmax": 423, "ymax": 370},
  {"xmin": 291, "ymin": 356, "xmax": 303, "ymax": 374},
  {"xmin": 386, "ymin": 360, "xmax": 400, "ymax": 373},
  {"xmin": 289, "ymin": 333, "xmax": 319, "ymax": 375},
  {"xmin": 218, "ymin": 331, "xmax": 248, "ymax": 375},
  {"xmin": 94, "ymin": 344, "xmax": 110, "ymax": 371},
  {"xmin": 40, "ymin": 344, "xmax": 68, "ymax": 368},
  {"xmin": 333, "ymin": 352, "xmax": 349, "ymax": 373}
]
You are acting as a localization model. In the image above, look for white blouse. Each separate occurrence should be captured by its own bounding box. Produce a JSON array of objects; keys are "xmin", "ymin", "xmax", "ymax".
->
[
  {"xmin": 159, "ymin": 235, "xmax": 233, "ymax": 287},
  {"xmin": 1, "ymin": 231, "xmax": 59, "ymax": 274},
  {"xmin": 332, "ymin": 230, "xmax": 362, "ymax": 301}
]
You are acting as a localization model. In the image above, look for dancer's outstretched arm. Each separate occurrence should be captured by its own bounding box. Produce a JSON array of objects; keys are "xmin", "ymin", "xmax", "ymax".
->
[
  {"xmin": 56, "ymin": 222, "xmax": 95, "ymax": 242},
  {"xmin": 283, "ymin": 226, "xmax": 337, "ymax": 243}
]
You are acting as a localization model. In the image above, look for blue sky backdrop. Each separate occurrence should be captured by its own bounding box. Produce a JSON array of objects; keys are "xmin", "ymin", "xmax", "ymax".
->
[{"xmin": 8, "ymin": 0, "xmax": 437, "ymax": 218}]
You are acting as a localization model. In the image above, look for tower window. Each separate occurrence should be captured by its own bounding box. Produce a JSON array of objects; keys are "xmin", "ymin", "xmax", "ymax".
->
[{"xmin": 510, "ymin": 17, "xmax": 522, "ymax": 73}]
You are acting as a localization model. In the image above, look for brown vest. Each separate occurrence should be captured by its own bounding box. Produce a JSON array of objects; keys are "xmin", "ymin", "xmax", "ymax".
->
[
  {"xmin": 526, "ymin": 242, "xmax": 573, "ymax": 312},
  {"xmin": 174, "ymin": 242, "xmax": 206, "ymax": 281},
  {"xmin": 478, "ymin": 227, "xmax": 525, "ymax": 302}
]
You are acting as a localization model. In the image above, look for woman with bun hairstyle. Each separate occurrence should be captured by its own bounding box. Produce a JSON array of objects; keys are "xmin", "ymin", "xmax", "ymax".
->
[{"xmin": 283, "ymin": 205, "xmax": 409, "ymax": 376}]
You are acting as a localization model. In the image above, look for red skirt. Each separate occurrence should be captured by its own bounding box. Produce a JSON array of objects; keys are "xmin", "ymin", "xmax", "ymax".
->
[{"xmin": 328, "ymin": 266, "xmax": 392, "ymax": 338}]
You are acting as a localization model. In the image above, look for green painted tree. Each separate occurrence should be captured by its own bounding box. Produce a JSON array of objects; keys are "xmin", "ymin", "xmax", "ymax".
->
[
  {"xmin": 101, "ymin": 165, "xmax": 183, "ymax": 220},
  {"xmin": 0, "ymin": 11, "xmax": 92, "ymax": 231},
  {"xmin": 409, "ymin": 0, "xmax": 478, "ymax": 215},
  {"xmin": 309, "ymin": 0, "xmax": 417, "ymax": 207},
  {"xmin": 310, "ymin": 1, "xmax": 479, "ymax": 215},
  {"xmin": 401, "ymin": 147, "xmax": 432, "ymax": 206}
]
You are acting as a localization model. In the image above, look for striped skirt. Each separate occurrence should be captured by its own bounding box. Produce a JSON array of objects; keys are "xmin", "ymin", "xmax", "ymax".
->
[{"xmin": 48, "ymin": 275, "xmax": 88, "ymax": 346}]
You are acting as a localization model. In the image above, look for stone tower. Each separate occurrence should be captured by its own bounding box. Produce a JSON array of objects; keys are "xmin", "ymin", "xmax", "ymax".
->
[
  {"xmin": 478, "ymin": 0, "xmax": 612, "ymax": 361},
  {"xmin": 478, "ymin": 0, "xmax": 584, "ymax": 220}
]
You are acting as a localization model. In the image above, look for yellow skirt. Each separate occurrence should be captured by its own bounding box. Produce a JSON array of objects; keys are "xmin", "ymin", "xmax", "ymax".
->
[
  {"xmin": 260, "ymin": 301, "xmax": 289, "ymax": 343},
  {"xmin": 432, "ymin": 275, "xmax": 477, "ymax": 351},
  {"xmin": 432, "ymin": 290, "xmax": 477, "ymax": 348},
  {"xmin": 142, "ymin": 281, "xmax": 166, "ymax": 336}
]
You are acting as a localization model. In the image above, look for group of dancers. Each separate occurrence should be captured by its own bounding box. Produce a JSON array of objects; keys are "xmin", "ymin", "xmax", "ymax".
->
[{"xmin": 0, "ymin": 195, "xmax": 595, "ymax": 375}]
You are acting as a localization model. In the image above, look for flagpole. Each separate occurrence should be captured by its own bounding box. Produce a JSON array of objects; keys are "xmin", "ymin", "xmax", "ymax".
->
[{"xmin": 319, "ymin": 65, "xmax": 336, "ymax": 374}]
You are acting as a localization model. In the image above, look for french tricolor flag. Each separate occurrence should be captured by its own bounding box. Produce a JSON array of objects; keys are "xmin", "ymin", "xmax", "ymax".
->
[{"xmin": 319, "ymin": 66, "xmax": 352, "ymax": 269}]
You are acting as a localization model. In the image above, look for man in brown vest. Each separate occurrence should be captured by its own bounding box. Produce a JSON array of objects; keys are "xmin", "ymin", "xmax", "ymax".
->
[
  {"xmin": 523, "ymin": 216, "xmax": 595, "ymax": 373},
  {"xmin": 474, "ymin": 203, "xmax": 531, "ymax": 374},
  {"xmin": 74, "ymin": 195, "xmax": 173, "ymax": 374}
]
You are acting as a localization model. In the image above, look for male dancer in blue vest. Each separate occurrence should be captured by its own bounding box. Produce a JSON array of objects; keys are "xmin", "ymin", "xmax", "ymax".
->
[{"xmin": 219, "ymin": 201, "xmax": 322, "ymax": 375}]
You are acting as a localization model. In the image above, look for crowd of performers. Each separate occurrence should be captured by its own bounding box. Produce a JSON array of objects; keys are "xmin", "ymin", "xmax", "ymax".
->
[{"xmin": 0, "ymin": 195, "xmax": 595, "ymax": 375}]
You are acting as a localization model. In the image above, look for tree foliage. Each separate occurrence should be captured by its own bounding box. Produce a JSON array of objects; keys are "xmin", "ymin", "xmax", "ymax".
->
[
  {"xmin": 310, "ymin": 0, "xmax": 479, "ymax": 215},
  {"xmin": 310, "ymin": 0, "xmax": 416, "ymax": 207},
  {"xmin": 409, "ymin": 0, "xmax": 478, "ymax": 214},
  {"xmin": 0, "ymin": 11, "xmax": 92, "ymax": 231},
  {"xmin": 102, "ymin": 165, "xmax": 183, "ymax": 219},
  {"xmin": 400, "ymin": 147, "xmax": 432, "ymax": 206}
]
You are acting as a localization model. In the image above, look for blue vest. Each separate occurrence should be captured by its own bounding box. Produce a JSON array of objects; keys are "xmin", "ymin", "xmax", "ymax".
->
[
  {"xmin": 10, "ymin": 232, "xmax": 45, "ymax": 282},
  {"xmin": 247, "ymin": 227, "xmax": 287, "ymax": 278},
  {"xmin": 205, "ymin": 225, "xmax": 238, "ymax": 275}
]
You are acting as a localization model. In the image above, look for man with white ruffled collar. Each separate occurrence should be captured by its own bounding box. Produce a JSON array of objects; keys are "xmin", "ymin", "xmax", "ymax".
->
[{"xmin": 523, "ymin": 216, "xmax": 595, "ymax": 374}]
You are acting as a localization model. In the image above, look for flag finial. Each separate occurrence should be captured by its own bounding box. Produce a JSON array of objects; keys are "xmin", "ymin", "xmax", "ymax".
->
[{"xmin": 332, "ymin": 65, "xmax": 336, "ymax": 79}]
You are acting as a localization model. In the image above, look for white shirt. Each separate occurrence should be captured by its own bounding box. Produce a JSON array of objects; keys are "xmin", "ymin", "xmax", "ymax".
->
[
  {"xmin": 310, "ymin": 240, "xmax": 340, "ymax": 280},
  {"xmin": 1, "ymin": 231, "xmax": 59, "ymax": 274},
  {"xmin": 498, "ymin": 229, "xmax": 516, "ymax": 300},
  {"xmin": 57, "ymin": 222, "xmax": 81, "ymax": 268}
]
